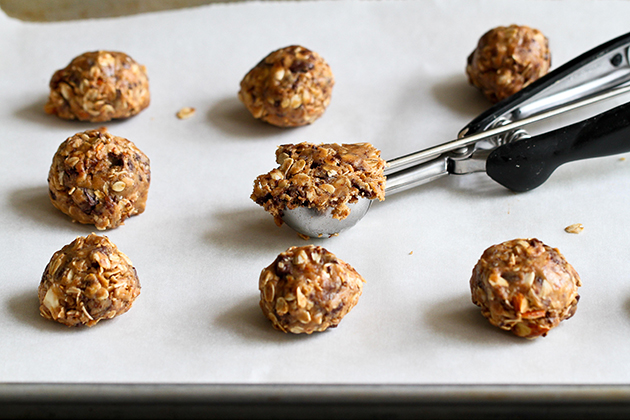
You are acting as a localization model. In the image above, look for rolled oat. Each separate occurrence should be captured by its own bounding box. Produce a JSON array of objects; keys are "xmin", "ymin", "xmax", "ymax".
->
[
  {"xmin": 565, "ymin": 223, "xmax": 584, "ymax": 234},
  {"xmin": 176, "ymin": 107, "xmax": 196, "ymax": 119}
]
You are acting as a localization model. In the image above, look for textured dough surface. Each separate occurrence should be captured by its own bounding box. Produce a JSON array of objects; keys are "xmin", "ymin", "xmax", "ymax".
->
[
  {"xmin": 238, "ymin": 45, "xmax": 334, "ymax": 127},
  {"xmin": 466, "ymin": 25, "xmax": 551, "ymax": 103},
  {"xmin": 259, "ymin": 245, "xmax": 365, "ymax": 334},
  {"xmin": 38, "ymin": 234, "xmax": 141, "ymax": 327},
  {"xmin": 470, "ymin": 238, "xmax": 581, "ymax": 338},
  {"xmin": 48, "ymin": 127, "xmax": 151, "ymax": 230},
  {"xmin": 45, "ymin": 50, "xmax": 150, "ymax": 122},
  {"xmin": 251, "ymin": 142, "xmax": 386, "ymax": 227}
]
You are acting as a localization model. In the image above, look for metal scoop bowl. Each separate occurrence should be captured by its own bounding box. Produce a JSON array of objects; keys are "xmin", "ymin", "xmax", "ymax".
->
[{"xmin": 282, "ymin": 199, "xmax": 373, "ymax": 238}]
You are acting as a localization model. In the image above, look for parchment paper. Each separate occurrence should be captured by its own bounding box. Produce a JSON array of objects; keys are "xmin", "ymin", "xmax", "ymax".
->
[{"xmin": 2, "ymin": 0, "xmax": 630, "ymax": 385}]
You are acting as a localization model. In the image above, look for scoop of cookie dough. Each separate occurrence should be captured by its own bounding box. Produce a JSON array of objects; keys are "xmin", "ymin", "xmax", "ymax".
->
[
  {"xmin": 48, "ymin": 127, "xmax": 151, "ymax": 230},
  {"xmin": 38, "ymin": 234, "xmax": 141, "ymax": 327},
  {"xmin": 259, "ymin": 245, "xmax": 365, "ymax": 334},
  {"xmin": 44, "ymin": 50, "xmax": 150, "ymax": 122},
  {"xmin": 251, "ymin": 142, "xmax": 386, "ymax": 227},
  {"xmin": 470, "ymin": 238, "xmax": 581, "ymax": 338},
  {"xmin": 466, "ymin": 25, "xmax": 551, "ymax": 103},
  {"xmin": 238, "ymin": 45, "xmax": 334, "ymax": 127}
]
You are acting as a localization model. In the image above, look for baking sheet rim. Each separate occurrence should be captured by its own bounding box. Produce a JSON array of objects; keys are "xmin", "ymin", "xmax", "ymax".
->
[{"xmin": 3, "ymin": 382, "xmax": 630, "ymax": 403}]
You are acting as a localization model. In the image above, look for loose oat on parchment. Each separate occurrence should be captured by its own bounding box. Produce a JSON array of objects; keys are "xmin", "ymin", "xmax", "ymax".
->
[
  {"xmin": 565, "ymin": 223, "xmax": 584, "ymax": 234},
  {"xmin": 238, "ymin": 45, "xmax": 334, "ymax": 127},
  {"xmin": 38, "ymin": 234, "xmax": 141, "ymax": 327},
  {"xmin": 48, "ymin": 127, "xmax": 151, "ymax": 230},
  {"xmin": 176, "ymin": 107, "xmax": 196, "ymax": 119},
  {"xmin": 44, "ymin": 50, "xmax": 150, "ymax": 122},
  {"xmin": 470, "ymin": 238, "xmax": 581, "ymax": 339},
  {"xmin": 251, "ymin": 142, "xmax": 386, "ymax": 227},
  {"xmin": 466, "ymin": 25, "xmax": 551, "ymax": 103},
  {"xmin": 259, "ymin": 245, "xmax": 364, "ymax": 334}
]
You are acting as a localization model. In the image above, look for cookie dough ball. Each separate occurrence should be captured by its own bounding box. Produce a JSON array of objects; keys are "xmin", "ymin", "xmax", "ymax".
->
[
  {"xmin": 238, "ymin": 45, "xmax": 335, "ymax": 127},
  {"xmin": 470, "ymin": 238, "xmax": 581, "ymax": 338},
  {"xmin": 251, "ymin": 142, "xmax": 386, "ymax": 226},
  {"xmin": 259, "ymin": 245, "xmax": 365, "ymax": 334},
  {"xmin": 38, "ymin": 234, "xmax": 141, "ymax": 327},
  {"xmin": 48, "ymin": 127, "xmax": 151, "ymax": 230},
  {"xmin": 466, "ymin": 25, "xmax": 551, "ymax": 103},
  {"xmin": 44, "ymin": 51, "xmax": 150, "ymax": 122}
]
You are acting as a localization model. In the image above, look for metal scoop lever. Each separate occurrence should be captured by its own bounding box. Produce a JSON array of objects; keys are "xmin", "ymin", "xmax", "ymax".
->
[
  {"xmin": 486, "ymin": 99, "xmax": 630, "ymax": 191},
  {"xmin": 384, "ymin": 84, "xmax": 630, "ymax": 194}
]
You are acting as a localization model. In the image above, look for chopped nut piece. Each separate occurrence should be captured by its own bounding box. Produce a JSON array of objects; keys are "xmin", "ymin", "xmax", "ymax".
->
[
  {"xmin": 470, "ymin": 238, "xmax": 581, "ymax": 338},
  {"xmin": 45, "ymin": 51, "xmax": 150, "ymax": 122},
  {"xmin": 38, "ymin": 234, "xmax": 141, "ymax": 327},
  {"xmin": 176, "ymin": 107, "xmax": 196, "ymax": 119},
  {"xmin": 251, "ymin": 142, "xmax": 386, "ymax": 226},
  {"xmin": 259, "ymin": 245, "xmax": 364, "ymax": 334},
  {"xmin": 48, "ymin": 127, "xmax": 151, "ymax": 230},
  {"xmin": 466, "ymin": 25, "xmax": 551, "ymax": 103},
  {"xmin": 565, "ymin": 223, "xmax": 584, "ymax": 234},
  {"xmin": 238, "ymin": 45, "xmax": 334, "ymax": 127}
]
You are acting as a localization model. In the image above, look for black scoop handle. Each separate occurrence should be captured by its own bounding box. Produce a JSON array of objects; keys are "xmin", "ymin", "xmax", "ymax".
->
[{"xmin": 486, "ymin": 101, "xmax": 630, "ymax": 192}]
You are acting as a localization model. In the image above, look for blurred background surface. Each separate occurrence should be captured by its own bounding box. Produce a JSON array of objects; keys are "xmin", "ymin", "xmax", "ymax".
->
[{"xmin": 0, "ymin": 0, "xmax": 243, "ymax": 21}]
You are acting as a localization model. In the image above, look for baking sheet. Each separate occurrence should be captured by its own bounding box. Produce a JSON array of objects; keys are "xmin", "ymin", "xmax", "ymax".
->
[{"xmin": 2, "ymin": 0, "xmax": 630, "ymax": 387}]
